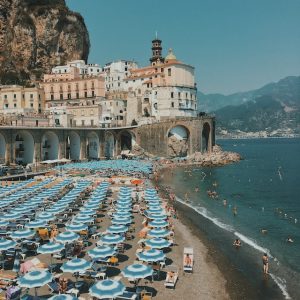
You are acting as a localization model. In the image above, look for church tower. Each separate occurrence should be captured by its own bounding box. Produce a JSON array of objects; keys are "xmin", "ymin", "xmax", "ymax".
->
[{"xmin": 150, "ymin": 36, "xmax": 164, "ymax": 65}]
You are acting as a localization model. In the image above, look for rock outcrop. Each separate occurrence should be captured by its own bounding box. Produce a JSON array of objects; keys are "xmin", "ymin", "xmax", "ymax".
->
[
  {"xmin": 167, "ymin": 136, "xmax": 188, "ymax": 157},
  {"xmin": 0, "ymin": 0, "xmax": 90, "ymax": 84}
]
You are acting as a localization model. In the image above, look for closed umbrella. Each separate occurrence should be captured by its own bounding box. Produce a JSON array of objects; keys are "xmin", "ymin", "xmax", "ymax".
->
[
  {"xmin": 12, "ymin": 253, "xmax": 20, "ymax": 274},
  {"xmin": 18, "ymin": 270, "xmax": 53, "ymax": 298},
  {"xmin": 89, "ymin": 279, "xmax": 125, "ymax": 299}
]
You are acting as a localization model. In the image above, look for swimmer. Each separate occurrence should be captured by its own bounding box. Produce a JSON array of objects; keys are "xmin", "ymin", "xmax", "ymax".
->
[
  {"xmin": 262, "ymin": 253, "xmax": 269, "ymax": 274},
  {"xmin": 195, "ymin": 187, "xmax": 199, "ymax": 192},
  {"xmin": 232, "ymin": 206, "xmax": 237, "ymax": 216},
  {"xmin": 261, "ymin": 229, "xmax": 268, "ymax": 234},
  {"xmin": 286, "ymin": 237, "xmax": 294, "ymax": 243},
  {"xmin": 233, "ymin": 239, "xmax": 241, "ymax": 248},
  {"xmin": 223, "ymin": 199, "xmax": 227, "ymax": 206}
]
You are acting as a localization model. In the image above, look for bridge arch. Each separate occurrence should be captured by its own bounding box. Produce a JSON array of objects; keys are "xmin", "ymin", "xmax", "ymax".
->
[
  {"xmin": 86, "ymin": 131, "xmax": 99, "ymax": 160},
  {"xmin": 41, "ymin": 131, "xmax": 59, "ymax": 161},
  {"xmin": 14, "ymin": 131, "xmax": 34, "ymax": 165},
  {"xmin": 104, "ymin": 132, "xmax": 115, "ymax": 159},
  {"xmin": 202, "ymin": 122, "xmax": 211, "ymax": 152},
  {"xmin": 0, "ymin": 133, "xmax": 6, "ymax": 164},
  {"xmin": 119, "ymin": 130, "xmax": 136, "ymax": 151},
  {"xmin": 167, "ymin": 125, "xmax": 190, "ymax": 157},
  {"xmin": 66, "ymin": 132, "xmax": 81, "ymax": 160}
]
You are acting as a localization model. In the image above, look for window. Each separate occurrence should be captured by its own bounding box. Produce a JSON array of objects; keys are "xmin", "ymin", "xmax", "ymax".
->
[
  {"xmin": 171, "ymin": 102, "xmax": 174, "ymax": 108},
  {"xmin": 76, "ymin": 92, "xmax": 79, "ymax": 99},
  {"xmin": 4, "ymin": 95, "xmax": 7, "ymax": 99},
  {"xmin": 92, "ymin": 91, "xmax": 95, "ymax": 97},
  {"xmin": 81, "ymin": 120, "xmax": 85, "ymax": 126},
  {"xmin": 13, "ymin": 94, "xmax": 16, "ymax": 99},
  {"xmin": 186, "ymin": 92, "xmax": 188, "ymax": 98},
  {"xmin": 84, "ymin": 92, "xmax": 87, "ymax": 98},
  {"xmin": 91, "ymin": 120, "xmax": 94, "ymax": 126},
  {"xmin": 90, "ymin": 110, "xmax": 94, "ymax": 116},
  {"xmin": 60, "ymin": 94, "xmax": 63, "ymax": 100},
  {"xmin": 14, "ymin": 103, "xmax": 16, "ymax": 108},
  {"xmin": 51, "ymin": 95, "xmax": 54, "ymax": 100},
  {"xmin": 30, "ymin": 103, "xmax": 34, "ymax": 108},
  {"xmin": 4, "ymin": 104, "xmax": 8, "ymax": 108},
  {"xmin": 171, "ymin": 92, "xmax": 174, "ymax": 98},
  {"xmin": 68, "ymin": 93, "xmax": 71, "ymax": 99},
  {"xmin": 168, "ymin": 68, "xmax": 171, "ymax": 76},
  {"xmin": 178, "ymin": 92, "xmax": 181, "ymax": 99}
]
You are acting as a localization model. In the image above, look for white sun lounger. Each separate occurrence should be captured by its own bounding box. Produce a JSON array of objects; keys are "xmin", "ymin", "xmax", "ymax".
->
[
  {"xmin": 183, "ymin": 247, "xmax": 194, "ymax": 273},
  {"xmin": 164, "ymin": 265, "xmax": 178, "ymax": 289}
]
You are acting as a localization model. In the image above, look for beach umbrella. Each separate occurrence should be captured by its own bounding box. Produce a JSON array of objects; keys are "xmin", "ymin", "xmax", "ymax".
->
[
  {"xmin": 56, "ymin": 231, "xmax": 79, "ymax": 244},
  {"xmin": 12, "ymin": 253, "xmax": 20, "ymax": 273},
  {"xmin": 18, "ymin": 270, "xmax": 53, "ymax": 298},
  {"xmin": 106, "ymin": 224, "xmax": 128, "ymax": 234},
  {"xmin": 116, "ymin": 199, "xmax": 132, "ymax": 205},
  {"xmin": 149, "ymin": 219, "xmax": 169, "ymax": 228},
  {"xmin": 147, "ymin": 213, "xmax": 167, "ymax": 220},
  {"xmin": 1, "ymin": 212, "xmax": 21, "ymax": 220},
  {"xmin": 0, "ymin": 238, "xmax": 16, "ymax": 251},
  {"xmin": 146, "ymin": 207, "xmax": 163, "ymax": 214},
  {"xmin": 25, "ymin": 219, "xmax": 47, "ymax": 229},
  {"xmin": 122, "ymin": 264, "xmax": 153, "ymax": 280},
  {"xmin": 136, "ymin": 249, "xmax": 165, "ymax": 263},
  {"xmin": 79, "ymin": 207, "xmax": 97, "ymax": 215},
  {"xmin": 14, "ymin": 206, "xmax": 31, "ymax": 213},
  {"xmin": 0, "ymin": 220, "xmax": 9, "ymax": 227},
  {"xmin": 87, "ymin": 245, "xmax": 116, "ymax": 259},
  {"xmin": 61, "ymin": 258, "xmax": 92, "ymax": 278},
  {"xmin": 100, "ymin": 234, "xmax": 125, "ymax": 245},
  {"xmin": 89, "ymin": 279, "xmax": 125, "ymax": 299},
  {"xmin": 37, "ymin": 242, "xmax": 64, "ymax": 254},
  {"xmin": 49, "ymin": 295, "xmax": 77, "ymax": 300},
  {"xmin": 46, "ymin": 207, "xmax": 66, "ymax": 214},
  {"xmin": 111, "ymin": 217, "xmax": 132, "ymax": 225},
  {"xmin": 73, "ymin": 215, "xmax": 94, "ymax": 223},
  {"xmin": 148, "ymin": 228, "xmax": 171, "ymax": 238},
  {"xmin": 145, "ymin": 238, "xmax": 171, "ymax": 249},
  {"xmin": 10, "ymin": 228, "xmax": 35, "ymax": 240},
  {"xmin": 36, "ymin": 212, "xmax": 56, "ymax": 222},
  {"xmin": 66, "ymin": 222, "xmax": 88, "ymax": 232}
]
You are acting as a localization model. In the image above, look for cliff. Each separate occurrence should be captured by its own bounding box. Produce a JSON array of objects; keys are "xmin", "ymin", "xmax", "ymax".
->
[{"xmin": 0, "ymin": 0, "xmax": 90, "ymax": 84}]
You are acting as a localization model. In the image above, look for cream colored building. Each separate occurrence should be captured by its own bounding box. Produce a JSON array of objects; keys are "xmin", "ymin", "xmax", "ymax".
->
[
  {"xmin": 41, "ymin": 67, "xmax": 105, "ymax": 108},
  {"xmin": 0, "ymin": 85, "xmax": 45, "ymax": 115}
]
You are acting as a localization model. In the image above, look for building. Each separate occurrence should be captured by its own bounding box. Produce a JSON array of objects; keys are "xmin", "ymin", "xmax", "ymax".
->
[
  {"xmin": 124, "ymin": 39, "xmax": 198, "ymax": 124},
  {"xmin": 41, "ymin": 66, "xmax": 105, "ymax": 108},
  {"xmin": 0, "ymin": 85, "xmax": 45, "ymax": 115},
  {"xmin": 103, "ymin": 60, "xmax": 138, "ymax": 92}
]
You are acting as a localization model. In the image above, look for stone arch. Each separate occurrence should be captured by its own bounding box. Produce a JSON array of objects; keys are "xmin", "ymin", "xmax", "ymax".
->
[
  {"xmin": 87, "ymin": 131, "xmax": 99, "ymax": 160},
  {"xmin": 104, "ymin": 132, "xmax": 115, "ymax": 159},
  {"xmin": 0, "ymin": 133, "xmax": 6, "ymax": 164},
  {"xmin": 119, "ymin": 130, "xmax": 136, "ymax": 151},
  {"xmin": 14, "ymin": 131, "xmax": 34, "ymax": 165},
  {"xmin": 66, "ymin": 131, "xmax": 81, "ymax": 160},
  {"xmin": 202, "ymin": 122, "xmax": 211, "ymax": 152},
  {"xmin": 167, "ymin": 125, "xmax": 190, "ymax": 157},
  {"xmin": 41, "ymin": 131, "xmax": 59, "ymax": 161}
]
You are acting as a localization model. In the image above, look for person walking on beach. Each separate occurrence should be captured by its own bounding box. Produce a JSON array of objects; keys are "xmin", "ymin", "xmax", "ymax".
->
[{"xmin": 262, "ymin": 253, "xmax": 269, "ymax": 274}]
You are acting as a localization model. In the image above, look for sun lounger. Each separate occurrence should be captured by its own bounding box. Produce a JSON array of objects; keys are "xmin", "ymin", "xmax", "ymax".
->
[
  {"xmin": 164, "ymin": 266, "xmax": 178, "ymax": 289},
  {"xmin": 116, "ymin": 290, "xmax": 138, "ymax": 300},
  {"xmin": 183, "ymin": 247, "xmax": 194, "ymax": 272}
]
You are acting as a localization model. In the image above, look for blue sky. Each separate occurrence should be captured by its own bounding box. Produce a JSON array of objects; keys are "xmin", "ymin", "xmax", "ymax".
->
[{"xmin": 66, "ymin": 0, "xmax": 300, "ymax": 95}]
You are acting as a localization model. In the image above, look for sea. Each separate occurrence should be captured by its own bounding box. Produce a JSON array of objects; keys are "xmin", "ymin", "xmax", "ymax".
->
[{"xmin": 161, "ymin": 138, "xmax": 300, "ymax": 300}]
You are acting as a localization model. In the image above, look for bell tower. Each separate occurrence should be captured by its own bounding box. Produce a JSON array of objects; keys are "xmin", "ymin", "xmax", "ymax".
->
[{"xmin": 150, "ymin": 35, "xmax": 164, "ymax": 65}]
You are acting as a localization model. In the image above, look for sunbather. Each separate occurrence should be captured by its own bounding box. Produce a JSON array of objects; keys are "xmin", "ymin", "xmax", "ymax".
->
[
  {"xmin": 166, "ymin": 271, "xmax": 176, "ymax": 283},
  {"xmin": 184, "ymin": 254, "xmax": 192, "ymax": 267},
  {"xmin": 58, "ymin": 277, "xmax": 68, "ymax": 294}
]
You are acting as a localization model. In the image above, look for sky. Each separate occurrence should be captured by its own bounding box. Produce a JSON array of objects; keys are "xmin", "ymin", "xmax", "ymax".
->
[{"xmin": 66, "ymin": 0, "xmax": 300, "ymax": 95}]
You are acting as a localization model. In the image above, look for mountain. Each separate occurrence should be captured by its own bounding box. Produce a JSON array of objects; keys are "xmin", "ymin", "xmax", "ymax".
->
[
  {"xmin": 205, "ymin": 76, "xmax": 300, "ymax": 137},
  {"xmin": 0, "ymin": 0, "xmax": 90, "ymax": 84}
]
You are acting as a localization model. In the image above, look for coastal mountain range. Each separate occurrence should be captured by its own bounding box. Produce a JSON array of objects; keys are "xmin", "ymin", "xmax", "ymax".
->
[{"xmin": 199, "ymin": 76, "xmax": 300, "ymax": 137}]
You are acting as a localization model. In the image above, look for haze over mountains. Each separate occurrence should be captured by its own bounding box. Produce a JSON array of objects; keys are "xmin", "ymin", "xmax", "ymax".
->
[{"xmin": 199, "ymin": 76, "xmax": 300, "ymax": 137}]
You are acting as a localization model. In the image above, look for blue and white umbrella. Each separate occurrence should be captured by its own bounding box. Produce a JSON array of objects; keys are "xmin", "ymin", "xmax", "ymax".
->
[
  {"xmin": 136, "ymin": 249, "xmax": 165, "ymax": 262},
  {"xmin": 37, "ymin": 242, "xmax": 64, "ymax": 254},
  {"xmin": 148, "ymin": 228, "xmax": 171, "ymax": 238},
  {"xmin": 18, "ymin": 270, "xmax": 53, "ymax": 297},
  {"xmin": 37, "ymin": 212, "xmax": 56, "ymax": 222},
  {"xmin": 73, "ymin": 215, "xmax": 94, "ymax": 224},
  {"xmin": 146, "ymin": 207, "xmax": 163, "ymax": 214},
  {"xmin": 147, "ymin": 213, "xmax": 167, "ymax": 220},
  {"xmin": 107, "ymin": 224, "xmax": 128, "ymax": 234},
  {"xmin": 111, "ymin": 217, "xmax": 132, "ymax": 225},
  {"xmin": 14, "ymin": 206, "xmax": 30, "ymax": 213},
  {"xmin": 113, "ymin": 212, "xmax": 132, "ymax": 219},
  {"xmin": 56, "ymin": 231, "xmax": 79, "ymax": 244},
  {"xmin": 79, "ymin": 208, "xmax": 97, "ymax": 215},
  {"xmin": 145, "ymin": 238, "xmax": 171, "ymax": 249},
  {"xmin": 116, "ymin": 199, "xmax": 132, "ymax": 205},
  {"xmin": 149, "ymin": 219, "xmax": 169, "ymax": 228},
  {"xmin": 46, "ymin": 207, "xmax": 65, "ymax": 214},
  {"xmin": 49, "ymin": 295, "xmax": 77, "ymax": 300},
  {"xmin": 87, "ymin": 245, "xmax": 116, "ymax": 259},
  {"xmin": 89, "ymin": 279, "xmax": 125, "ymax": 299},
  {"xmin": 61, "ymin": 258, "xmax": 92, "ymax": 274},
  {"xmin": 100, "ymin": 234, "xmax": 125, "ymax": 245},
  {"xmin": 66, "ymin": 222, "xmax": 88, "ymax": 232},
  {"xmin": 122, "ymin": 264, "xmax": 153, "ymax": 280},
  {"xmin": 0, "ymin": 238, "xmax": 16, "ymax": 250},
  {"xmin": 1, "ymin": 212, "xmax": 21, "ymax": 220},
  {"xmin": 10, "ymin": 228, "xmax": 35, "ymax": 240},
  {"xmin": 0, "ymin": 220, "xmax": 9, "ymax": 227},
  {"xmin": 115, "ymin": 204, "xmax": 132, "ymax": 211},
  {"xmin": 25, "ymin": 219, "xmax": 47, "ymax": 229}
]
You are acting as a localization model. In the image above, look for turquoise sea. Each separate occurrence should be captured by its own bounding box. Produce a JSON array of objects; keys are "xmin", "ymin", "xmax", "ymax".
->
[{"xmin": 161, "ymin": 138, "xmax": 300, "ymax": 299}]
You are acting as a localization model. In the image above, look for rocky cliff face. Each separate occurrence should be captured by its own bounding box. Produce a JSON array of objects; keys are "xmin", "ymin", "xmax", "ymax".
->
[{"xmin": 0, "ymin": 0, "xmax": 90, "ymax": 84}]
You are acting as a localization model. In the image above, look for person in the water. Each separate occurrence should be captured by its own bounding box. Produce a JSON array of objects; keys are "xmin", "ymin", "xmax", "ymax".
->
[{"xmin": 262, "ymin": 253, "xmax": 269, "ymax": 274}]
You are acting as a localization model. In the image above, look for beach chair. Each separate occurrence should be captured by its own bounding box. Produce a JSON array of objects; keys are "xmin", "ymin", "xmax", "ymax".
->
[
  {"xmin": 141, "ymin": 291, "xmax": 152, "ymax": 300},
  {"xmin": 183, "ymin": 247, "xmax": 194, "ymax": 273},
  {"xmin": 164, "ymin": 265, "xmax": 178, "ymax": 289}
]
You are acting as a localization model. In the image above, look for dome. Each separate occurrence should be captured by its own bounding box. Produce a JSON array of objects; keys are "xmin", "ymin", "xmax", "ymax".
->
[{"xmin": 165, "ymin": 48, "xmax": 177, "ymax": 61}]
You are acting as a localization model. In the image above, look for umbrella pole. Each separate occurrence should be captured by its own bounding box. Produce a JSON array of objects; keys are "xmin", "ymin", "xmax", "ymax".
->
[{"xmin": 34, "ymin": 287, "xmax": 38, "ymax": 299}]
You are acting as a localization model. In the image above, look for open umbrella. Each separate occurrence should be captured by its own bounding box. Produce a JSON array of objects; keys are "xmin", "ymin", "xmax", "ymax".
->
[
  {"xmin": 73, "ymin": 215, "xmax": 93, "ymax": 224},
  {"xmin": 61, "ymin": 258, "xmax": 92, "ymax": 281},
  {"xmin": 113, "ymin": 212, "xmax": 132, "ymax": 219},
  {"xmin": 122, "ymin": 264, "xmax": 153, "ymax": 280},
  {"xmin": 65, "ymin": 223, "xmax": 88, "ymax": 232},
  {"xmin": 25, "ymin": 219, "xmax": 47, "ymax": 229},
  {"xmin": 49, "ymin": 295, "xmax": 77, "ymax": 300},
  {"xmin": 10, "ymin": 228, "xmax": 35, "ymax": 240},
  {"xmin": 0, "ymin": 220, "xmax": 9, "ymax": 227},
  {"xmin": 0, "ymin": 238, "xmax": 16, "ymax": 250},
  {"xmin": 1, "ymin": 212, "xmax": 21, "ymax": 220},
  {"xmin": 148, "ymin": 228, "xmax": 171, "ymax": 238},
  {"xmin": 89, "ymin": 279, "xmax": 125, "ymax": 299},
  {"xmin": 56, "ymin": 231, "xmax": 79, "ymax": 244},
  {"xmin": 145, "ymin": 238, "xmax": 171, "ymax": 249},
  {"xmin": 87, "ymin": 245, "xmax": 116, "ymax": 260},
  {"xmin": 136, "ymin": 249, "xmax": 165, "ymax": 263},
  {"xmin": 148, "ymin": 219, "xmax": 169, "ymax": 228},
  {"xmin": 36, "ymin": 212, "xmax": 56, "ymax": 222},
  {"xmin": 37, "ymin": 242, "xmax": 64, "ymax": 254},
  {"xmin": 18, "ymin": 270, "xmax": 53, "ymax": 298},
  {"xmin": 100, "ymin": 234, "xmax": 125, "ymax": 245},
  {"xmin": 111, "ymin": 217, "xmax": 132, "ymax": 225},
  {"xmin": 106, "ymin": 225, "xmax": 128, "ymax": 234}
]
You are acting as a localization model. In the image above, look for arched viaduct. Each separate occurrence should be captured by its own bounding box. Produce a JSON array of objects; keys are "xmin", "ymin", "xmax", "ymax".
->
[{"xmin": 0, "ymin": 116, "xmax": 215, "ymax": 165}]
